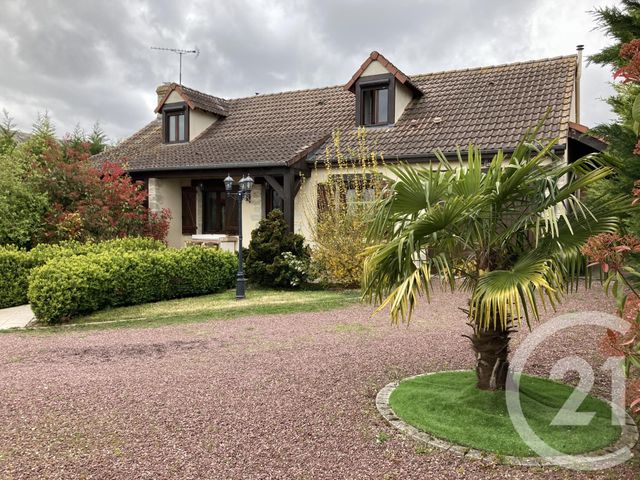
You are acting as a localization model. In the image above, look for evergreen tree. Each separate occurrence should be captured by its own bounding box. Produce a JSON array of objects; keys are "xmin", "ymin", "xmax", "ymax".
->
[
  {"xmin": 245, "ymin": 209, "xmax": 310, "ymax": 288},
  {"xmin": 0, "ymin": 109, "xmax": 17, "ymax": 155},
  {"xmin": 31, "ymin": 111, "xmax": 56, "ymax": 140},
  {"xmin": 88, "ymin": 122, "xmax": 108, "ymax": 155},
  {"xmin": 587, "ymin": 1, "xmax": 640, "ymax": 235},
  {"xmin": 589, "ymin": 1, "xmax": 640, "ymax": 68}
]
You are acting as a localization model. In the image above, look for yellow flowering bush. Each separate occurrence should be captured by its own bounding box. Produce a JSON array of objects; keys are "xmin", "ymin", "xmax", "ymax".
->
[{"xmin": 309, "ymin": 129, "xmax": 385, "ymax": 287}]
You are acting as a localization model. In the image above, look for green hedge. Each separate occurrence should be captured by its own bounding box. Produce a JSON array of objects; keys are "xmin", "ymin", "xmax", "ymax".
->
[
  {"xmin": 0, "ymin": 246, "xmax": 39, "ymax": 308},
  {"xmin": 28, "ymin": 247, "xmax": 237, "ymax": 323},
  {"xmin": 0, "ymin": 238, "xmax": 166, "ymax": 308}
]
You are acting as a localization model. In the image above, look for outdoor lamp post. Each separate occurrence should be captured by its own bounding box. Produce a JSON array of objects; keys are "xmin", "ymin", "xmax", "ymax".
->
[{"xmin": 224, "ymin": 173, "xmax": 254, "ymax": 299}]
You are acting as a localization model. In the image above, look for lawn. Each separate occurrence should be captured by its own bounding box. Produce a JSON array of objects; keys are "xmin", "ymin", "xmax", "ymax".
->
[
  {"xmin": 389, "ymin": 371, "xmax": 621, "ymax": 457},
  {"xmin": 37, "ymin": 288, "xmax": 361, "ymax": 331}
]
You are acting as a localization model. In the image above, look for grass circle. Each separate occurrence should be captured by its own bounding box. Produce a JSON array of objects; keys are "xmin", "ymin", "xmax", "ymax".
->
[{"xmin": 389, "ymin": 371, "xmax": 621, "ymax": 457}]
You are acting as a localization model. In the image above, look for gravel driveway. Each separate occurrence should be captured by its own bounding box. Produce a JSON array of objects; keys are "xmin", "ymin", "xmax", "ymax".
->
[{"xmin": 0, "ymin": 287, "xmax": 637, "ymax": 479}]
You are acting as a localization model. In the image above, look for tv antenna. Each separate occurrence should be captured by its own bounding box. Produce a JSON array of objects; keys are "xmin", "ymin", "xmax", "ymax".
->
[{"xmin": 150, "ymin": 46, "xmax": 199, "ymax": 85}]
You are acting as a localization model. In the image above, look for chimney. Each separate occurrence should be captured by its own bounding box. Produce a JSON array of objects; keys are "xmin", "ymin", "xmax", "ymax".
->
[
  {"xmin": 155, "ymin": 83, "xmax": 172, "ymax": 116},
  {"xmin": 575, "ymin": 45, "xmax": 584, "ymax": 124}
]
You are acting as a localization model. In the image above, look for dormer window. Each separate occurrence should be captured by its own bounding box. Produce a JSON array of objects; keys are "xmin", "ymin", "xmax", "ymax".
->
[
  {"xmin": 167, "ymin": 111, "xmax": 186, "ymax": 142},
  {"xmin": 355, "ymin": 75, "xmax": 393, "ymax": 127},
  {"xmin": 155, "ymin": 83, "xmax": 229, "ymax": 144},
  {"xmin": 163, "ymin": 103, "xmax": 188, "ymax": 144},
  {"xmin": 345, "ymin": 51, "xmax": 424, "ymax": 128},
  {"xmin": 362, "ymin": 85, "xmax": 389, "ymax": 126}
]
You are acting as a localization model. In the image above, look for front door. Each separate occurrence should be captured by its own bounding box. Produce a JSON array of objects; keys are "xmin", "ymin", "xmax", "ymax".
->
[{"xmin": 203, "ymin": 186, "xmax": 238, "ymax": 235}]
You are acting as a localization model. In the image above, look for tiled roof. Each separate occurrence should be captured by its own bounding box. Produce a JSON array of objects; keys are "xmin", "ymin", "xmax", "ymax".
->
[
  {"xmin": 95, "ymin": 54, "xmax": 577, "ymax": 172},
  {"xmin": 155, "ymin": 83, "xmax": 229, "ymax": 117}
]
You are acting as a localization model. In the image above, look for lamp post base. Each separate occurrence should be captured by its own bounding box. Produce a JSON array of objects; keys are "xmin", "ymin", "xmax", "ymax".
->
[{"xmin": 236, "ymin": 275, "xmax": 246, "ymax": 300}]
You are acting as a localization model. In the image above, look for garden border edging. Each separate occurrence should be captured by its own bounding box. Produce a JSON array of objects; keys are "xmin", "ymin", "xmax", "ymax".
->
[{"xmin": 375, "ymin": 370, "xmax": 639, "ymax": 468}]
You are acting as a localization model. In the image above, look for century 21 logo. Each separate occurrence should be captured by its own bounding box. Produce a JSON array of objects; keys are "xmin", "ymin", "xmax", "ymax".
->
[{"xmin": 505, "ymin": 311, "xmax": 637, "ymax": 470}]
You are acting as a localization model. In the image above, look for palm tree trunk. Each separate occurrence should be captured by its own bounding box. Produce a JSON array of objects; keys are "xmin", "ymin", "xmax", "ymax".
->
[{"xmin": 468, "ymin": 322, "xmax": 512, "ymax": 390}]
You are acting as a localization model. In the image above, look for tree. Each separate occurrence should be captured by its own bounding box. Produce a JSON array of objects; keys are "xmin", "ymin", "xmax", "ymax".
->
[
  {"xmin": 30, "ymin": 137, "xmax": 170, "ymax": 243},
  {"xmin": 0, "ymin": 150, "xmax": 48, "ymax": 248},
  {"xmin": 88, "ymin": 122, "xmax": 108, "ymax": 155},
  {"xmin": 0, "ymin": 114, "xmax": 169, "ymax": 246},
  {"xmin": 582, "ymin": 232, "xmax": 640, "ymax": 413},
  {"xmin": 362, "ymin": 128, "xmax": 625, "ymax": 390},
  {"xmin": 587, "ymin": 1, "xmax": 640, "ymax": 234},
  {"xmin": 589, "ymin": 1, "xmax": 640, "ymax": 68},
  {"xmin": 584, "ymin": 1, "xmax": 640, "ymax": 414},
  {"xmin": 0, "ymin": 109, "xmax": 18, "ymax": 155}
]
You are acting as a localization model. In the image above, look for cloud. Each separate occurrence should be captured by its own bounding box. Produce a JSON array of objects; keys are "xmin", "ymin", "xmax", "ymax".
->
[{"xmin": 0, "ymin": 0, "xmax": 621, "ymax": 142}]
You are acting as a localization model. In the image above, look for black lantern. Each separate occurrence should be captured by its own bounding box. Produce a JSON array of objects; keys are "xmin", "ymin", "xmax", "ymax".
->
[
  {"xmin": 240, "ymin": 174, "xmax": 254, "ymax": 192},
  {"xmin": 223, "ymin": 174, "xmax": 234, "ymax": 192}
]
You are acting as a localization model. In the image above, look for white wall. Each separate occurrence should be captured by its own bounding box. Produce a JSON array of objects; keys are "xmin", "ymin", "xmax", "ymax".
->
[
  {"xmin": 148, "ymin": 177, "xmax": 193, "ymax": 248},
  {"xmin": 294, "ymin": 164, "xmax": 406, "ymax": 244},
  {"xmin": 395, "ymin": 82, "xmax": 414, "ymax": 123},
  {"xmin": 361, "ymin": 60, "xmax": 388, "ymax": 76},
  {"xmin": 241, "ymin": 184, "xmax": 263, "ymax": 248},
  {"xmin": 190, "ymin": 109, "xmax": 217, "ymax": 140},
  {"xmin": 166, "ymin": 91, "xmax": 183, "ymax": 103}
]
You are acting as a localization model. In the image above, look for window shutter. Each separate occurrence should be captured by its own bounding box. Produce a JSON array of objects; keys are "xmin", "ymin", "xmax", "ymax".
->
[
  {"xmin": 317, "ymin": 183, "xmax": 329, "ymax": 217},
  {"xmin": 181, "ymin": 186, "xmax": 197, "ymax": 235}
]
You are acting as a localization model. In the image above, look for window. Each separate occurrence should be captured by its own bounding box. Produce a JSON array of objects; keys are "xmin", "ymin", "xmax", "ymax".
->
[
  {"xmin": 355, "ymin": 74, "xmax": 394, "ymax": 127},
  {"xmin": 163, "ymin": 103, "xmax": 188, "ymax": 143},
  {"xmin": 361, "ymin": 86, "xmax": 389, "ymax": 125},
  {"xmin": 317, "ymin": 173, "xmax": 385, "ymax": 218},
  {"xmin": 167, "ymin": 112, "xmax": 186, "ymax": 142},
  {"xmin": 203, "ymin": 187, "xmax": 238, "ymax": 235}
]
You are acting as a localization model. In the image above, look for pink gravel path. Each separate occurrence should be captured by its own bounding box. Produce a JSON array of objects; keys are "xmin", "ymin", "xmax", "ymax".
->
[{"xmin": 0, "ymin": 287, "xmax": 637, "ymax": 479}]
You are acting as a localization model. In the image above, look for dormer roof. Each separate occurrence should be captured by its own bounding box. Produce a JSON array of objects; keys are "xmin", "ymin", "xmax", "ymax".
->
[
  {"xmin": 155, "ymin": 83, "xmax": 230, "ymax": 117},
  {"xmin": 344, "ymin": 51, "xmax": 423, "ymax": 97}
]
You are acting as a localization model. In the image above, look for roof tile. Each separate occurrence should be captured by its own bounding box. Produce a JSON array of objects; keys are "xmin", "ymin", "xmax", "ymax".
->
[{"xmin": 96, "ymin": 55, "xmax": 577, "ymax": 172}]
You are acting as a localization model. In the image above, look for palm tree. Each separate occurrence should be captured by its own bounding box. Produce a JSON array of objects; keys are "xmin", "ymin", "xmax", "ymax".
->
[{"xmin": 363, "ymin": 128, "xmax": 627, "ymax": 390}]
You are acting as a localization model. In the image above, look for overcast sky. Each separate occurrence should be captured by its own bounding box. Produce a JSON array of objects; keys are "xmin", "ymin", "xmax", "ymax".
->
[{"xmin": 0, "ymin": 0, "xmax": 624, "ymax": 143}]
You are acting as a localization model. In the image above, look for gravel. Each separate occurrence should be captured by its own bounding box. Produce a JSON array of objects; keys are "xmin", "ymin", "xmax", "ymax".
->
[{"xmin": 0, "ymin": 287, "xmax": 637, "ymax": 479}]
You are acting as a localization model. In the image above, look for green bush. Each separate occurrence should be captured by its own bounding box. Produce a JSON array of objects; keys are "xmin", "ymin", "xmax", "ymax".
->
[
  {"xmin": 27, "ymin": 237, "xmax": 166, "ymax": 264},
  {"xmin": 245, "ymin": 209, "xmax": 311, "ymax": 288},
  {"xmin": 0, "ymin": 237, "xmax": 166, "ymax": 309},
  {"xmin": 0, "ymin": 246, "xmax": 39, "ymax": 307},
  {"xmin": 28, "ymin": 247, "xmax": 236, "ymax": 323}
]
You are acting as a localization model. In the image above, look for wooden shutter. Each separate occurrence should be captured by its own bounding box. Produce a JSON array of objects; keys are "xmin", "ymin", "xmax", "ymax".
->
[
  {"xmin": 181, "ymin": 186, "xmax": 197, "ymax": 234},
  {"xmin": 317, "ymin": 183, "xmax": 329, "ymax": 217}
]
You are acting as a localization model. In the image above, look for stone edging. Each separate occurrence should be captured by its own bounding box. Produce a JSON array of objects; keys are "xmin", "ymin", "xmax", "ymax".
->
[{"xmin": 375, "ymin": 371, "xmax": 639, "ymax": 468}]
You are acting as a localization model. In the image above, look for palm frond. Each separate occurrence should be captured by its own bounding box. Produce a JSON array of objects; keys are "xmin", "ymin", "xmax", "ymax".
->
[{"xmin": 470, "ymin": 254, "xmax": 563, "ymax": 330}]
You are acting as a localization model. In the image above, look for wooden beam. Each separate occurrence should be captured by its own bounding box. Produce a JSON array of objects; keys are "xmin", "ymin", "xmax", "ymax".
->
[
  {"xmin": 283, "ymin": 172, "xmax": 295, "ymax": 232},
  {"xmin": 264, "ymin": 175, "xmax": 284, "ymax": 198}
]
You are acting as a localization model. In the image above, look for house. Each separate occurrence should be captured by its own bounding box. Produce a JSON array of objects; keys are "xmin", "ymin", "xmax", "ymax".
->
[{"xmin": 95, "ymin": 50, "xmax": 603, "ymax": 249}]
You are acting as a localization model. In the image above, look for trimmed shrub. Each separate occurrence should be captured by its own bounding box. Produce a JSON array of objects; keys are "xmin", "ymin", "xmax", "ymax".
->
[
  {"xmin": 28, "ymin": 247, "xmax": 236, "ymax": 323},
  {"xmin": 245, "ymin": 209, "xmax": 311, "ymax": 288},
  {"xmin": 27, "ymin": 237, "xmax": 166, "ymax": 264},
  {"xmin": 0, "ymin": 237, "xmax": 167, "ymax": 309},
  {"xmin": 0, "ymin": 246, "xmax": 39, "ymax": 307}
]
